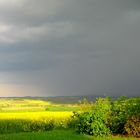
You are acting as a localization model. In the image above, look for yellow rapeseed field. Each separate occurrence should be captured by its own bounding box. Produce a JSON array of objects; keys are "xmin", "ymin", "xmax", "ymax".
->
[
  {"xmin": 0, "ymin": 111, "xmax": 73, "ymax": 133},
  {"xmin": 0, "ymin": 99, "xmax": 75, "ymax": 133},
  {"xmin": 0, "ymin": 111, "xmax": 72, "ymax": 121}
]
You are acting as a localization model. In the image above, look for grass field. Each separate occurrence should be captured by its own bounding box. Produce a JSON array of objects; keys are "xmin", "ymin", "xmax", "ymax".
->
[
  {"xmin": 0, "ymin": 98, "xmax": 139, "ymax": 140},
  {"xmin": 0, "ymin": 98, "xmax": 78, "ymax": 112},
  {"xmin": 0, "ymin": 130, "xmax": 138, "ymax": 140}
]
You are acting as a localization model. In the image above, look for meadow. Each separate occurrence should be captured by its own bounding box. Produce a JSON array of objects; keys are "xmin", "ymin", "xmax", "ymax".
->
[
  {"xmin": 0, "ymin": 97, "xmax": 139, "ymax": 140},
  {"xmin": 0, "ymin": 130, "xmax": 138, "ymax": 140}
]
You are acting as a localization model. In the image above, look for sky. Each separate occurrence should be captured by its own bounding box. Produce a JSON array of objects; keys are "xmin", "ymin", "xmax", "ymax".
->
[{"xmin": 0, "ymin": 0, "xmax": 140, "ymax": 97}]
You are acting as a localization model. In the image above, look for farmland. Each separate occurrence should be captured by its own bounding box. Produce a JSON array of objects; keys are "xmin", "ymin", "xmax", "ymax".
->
[{"xmin": 0, "ymin": 97, "xmax": 139, "ymax": 140}]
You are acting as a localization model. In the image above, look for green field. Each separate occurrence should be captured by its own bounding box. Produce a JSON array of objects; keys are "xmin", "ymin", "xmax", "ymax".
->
[
  {"xmin": 0, "ymin": 130, "xmax": 137, "ymax": 140},
  {"xmin": 0, "ymin": 97, "xmax": 139, "ymax": 140},
  {"xmin": 0, "ymin": 98, "xmax": 78, "ymax": 112}
]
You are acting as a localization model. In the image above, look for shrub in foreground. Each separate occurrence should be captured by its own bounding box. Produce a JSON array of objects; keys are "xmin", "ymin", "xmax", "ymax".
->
[
  {"xmin": 109, "ymin": 97, "xmax": 128, "ymax": 134},
  {"xmin": 125, "ymin": 116, "xmax": 140, "ymax": 137},
  {"xmin": 124, "ymin": 98, "xmax": 140, "ymax": 137},
  {"xmin": 73, "ymin": 98, "xmax": 111, "ymax": 136},
  {"xmin": 72, "ymin": 97, "xmax": 140, "ymax": 137}
]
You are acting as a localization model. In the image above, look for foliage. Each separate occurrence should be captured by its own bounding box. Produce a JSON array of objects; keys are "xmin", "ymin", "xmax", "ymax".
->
[
  {"xmin": 125, "ymin": 98, "xmax": 140, "ymax": 117},
  {"xmin": 72, "ymin": 97, "xmax": 140, "ymax": 137},
  {"xmin": 124, "ymin": 98, "xmax": 140, "ymax": 137},
  {"xmin": 109, "ymin": 97, "xmax": 128, "ymax": 134},
  {"xmin": 109, "ymin": 97, "xmax": 140, "ymax": 137},
  {"xmin": 78, "ymin": 98, "xmax": 93, "ymax": 112},
  {"xmin": 73, "ymin": 98, "xmax": 111, "ymax": 136},
  {"xmin": 125, "ymin": 116, "xmax": 140, "ymax": 137}
]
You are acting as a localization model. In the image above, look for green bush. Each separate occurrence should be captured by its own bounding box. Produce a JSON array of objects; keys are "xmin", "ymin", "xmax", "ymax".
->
[
  {"xmin": 73, "ymin": 97, "xmax": 111, "ymax": 136},
  {"xmin": 78, "ymin": 98, "xmax": 93, "ymax": 112},
  {"xmin": 125, "ymin": 98, "xmax": 140, "ymax": 117},
  {"xmin": 124, "ymin": 98, "xmax": 140, "ymax": 137},
  {"xmin": 109, "ymin": 97, "xmax": 140, "ymax": 137},
  {"xmin": 67, "ymin": 115, "xmax": 79, "ymax": 129},
  {"xmin": 73, "ymin": 97, "xmax": 140, "ymax": 137},
  {"xmin": 109, "ymin": 97, "xmax": 128, "ymax": 134}
]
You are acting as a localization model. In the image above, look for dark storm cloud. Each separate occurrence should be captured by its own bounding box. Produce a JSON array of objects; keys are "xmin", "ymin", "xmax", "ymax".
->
[{"xmin": 0, "ymin": 0, "xmax": 140, "ymax": 96}]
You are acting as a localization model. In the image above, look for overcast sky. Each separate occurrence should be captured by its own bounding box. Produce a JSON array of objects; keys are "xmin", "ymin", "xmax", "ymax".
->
[{"xmin": 0, "ymin": 0, "xmax": 140, "ymax": 97}]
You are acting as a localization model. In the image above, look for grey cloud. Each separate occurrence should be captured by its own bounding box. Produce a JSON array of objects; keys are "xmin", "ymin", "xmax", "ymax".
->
[{"xmin": 0, "ymin": 0, "xmax": 140, "ymax": 97}]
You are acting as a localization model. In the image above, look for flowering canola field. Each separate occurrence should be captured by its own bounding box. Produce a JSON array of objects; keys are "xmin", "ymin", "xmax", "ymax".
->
[
  {"xmin": 0, "ymin": 111, "xmax": 73, "ymax": 134},
  {"xmin": 0, "ymin": 112, "xmax": 72, "ymax": 120}
]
